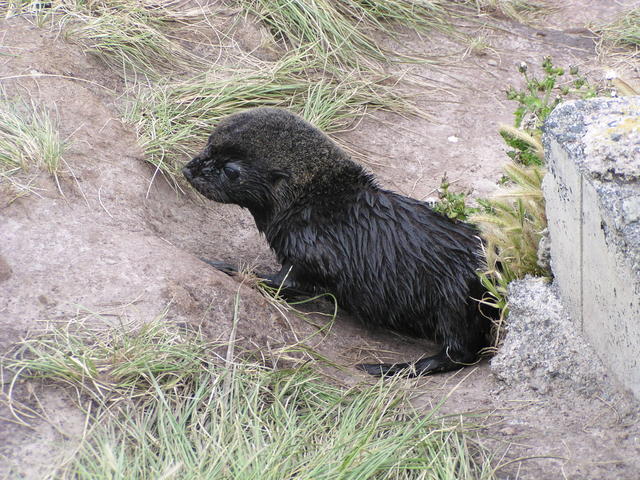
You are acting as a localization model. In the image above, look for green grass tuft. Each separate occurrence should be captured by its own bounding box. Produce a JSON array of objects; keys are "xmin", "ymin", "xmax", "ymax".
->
[
  {"xmin": 599, "ymin": 8, "xmax": 640, "ymax": 50},
  {"xmin": 240, "ymin": 0, "xmax": 453, "ymax": 71},
  {"xmin": 0, "ymin": 91, "xmax": 67, "ymax": 195},
  {"xmin": 473, "ymin": 163, "xmax": 547, "ymax": 281},
  {"xmin": 7, "ymin": 320, "xmax": 204, "ymax": 403},
  {"xmin": 472, "ymin": 163, "xmax": 546, "ymax": 351},
  {"xmin": 62, "ymin": 6, "xmax": 190, "ymax": 77},
  {"xmin": 5, "ymin": 0, "xmax": 208, "ymax": 77},
  {"xmin": 5, "ymin": 318, "xmax": 494, "ymax": 479}
]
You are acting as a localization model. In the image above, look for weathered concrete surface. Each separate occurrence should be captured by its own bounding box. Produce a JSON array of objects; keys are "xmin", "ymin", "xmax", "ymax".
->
[{"xmin": 542, "ymin": 96, "xmax": 640, "ymax": 398}]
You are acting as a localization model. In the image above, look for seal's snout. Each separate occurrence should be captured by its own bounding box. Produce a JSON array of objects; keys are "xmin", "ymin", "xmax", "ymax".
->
[
  {"xmin": 182, "ymin": 165, "xmax": 192, "ymax": 181},
  {"xmin": 183, "ymin": 154, "xmax": 205, "ymax": 181}
]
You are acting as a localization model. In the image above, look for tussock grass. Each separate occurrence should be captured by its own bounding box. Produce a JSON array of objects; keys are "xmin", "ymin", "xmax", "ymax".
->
[
  {"xmin": 125, "ymin": 52, "xmax": 419, "ymax": 188},
  {"xmin": 473, "ymin": 163, "xmax": 546, "ymax": 348},
  {"xmin": 240, "ymin": 0, "xmax": 452, "ymax": 71},
  {"xmin": 0, "ymin": 92, "xmax": 66, "ymax": 194},
  {"xmin": 599, "ymin": 8, "xmax": 640, "ymax": 51},
  {"xmin": 5, "ymin": 318, "xmax": 493, "ymax": 479},
  {"xmin": 61, "ymin": 1, "xmax": 198, "ymax": 77},
  {"xmin": 6, "ymin": 0, "xmax": 208, "ymax": 77},
  {"xmin": 6, "ymin": 320, "xmax": 204, "ymax": 404}
]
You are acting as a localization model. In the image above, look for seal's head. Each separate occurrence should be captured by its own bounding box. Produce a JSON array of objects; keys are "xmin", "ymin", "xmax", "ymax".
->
[{"xmin": 182, "ymin": 107, "xmax": 355, "ymax": 212}]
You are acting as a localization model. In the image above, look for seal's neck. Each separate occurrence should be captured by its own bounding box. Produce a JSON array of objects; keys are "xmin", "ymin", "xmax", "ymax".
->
[
  {"xmin": 250, "ymin": 160, "xmax": 378, "ymax": 235},
  {"xmin": 251, "ymin": 208, "xmax": 274, "ymax": 234}
]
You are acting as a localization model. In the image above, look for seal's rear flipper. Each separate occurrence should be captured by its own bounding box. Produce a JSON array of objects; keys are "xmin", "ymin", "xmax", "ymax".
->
[
  {"xmin": 356, "ymin": 361, "xmax": 412, "ymax": 377},
  {"xmin": 357, "ymin": 349, "xmax": 473, "ymax": 378}
]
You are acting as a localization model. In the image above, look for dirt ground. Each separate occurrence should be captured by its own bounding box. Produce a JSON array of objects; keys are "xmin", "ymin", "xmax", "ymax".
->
[{"xmin": 1, "ymin": 1, "xmax": 639, "ymax": 478}]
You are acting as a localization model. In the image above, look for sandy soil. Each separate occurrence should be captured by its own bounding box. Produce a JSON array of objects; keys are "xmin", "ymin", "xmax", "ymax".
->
[{"xmin": 1, "ymin": 1, "xmax": 639, "ymax": 478}]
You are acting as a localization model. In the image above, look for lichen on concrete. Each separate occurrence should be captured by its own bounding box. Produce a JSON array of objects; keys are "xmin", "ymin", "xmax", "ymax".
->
[
  {"xmin": 544, "ymin": 96, "xmax": 640, "ymax": 183},
  {"xmin": 583, "ymin": 107, "xmax": 640, "ymax": 182}
]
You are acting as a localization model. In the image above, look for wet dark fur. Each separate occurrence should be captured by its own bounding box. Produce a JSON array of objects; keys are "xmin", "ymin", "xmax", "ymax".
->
[{"xmin": 183, "ymin": 108, "xmax": 493, "ymax": 377}]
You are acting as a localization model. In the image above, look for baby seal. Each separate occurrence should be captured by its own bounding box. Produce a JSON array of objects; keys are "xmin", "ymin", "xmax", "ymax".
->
[{"xmin": 183, "ymin": 107, "xmax": 492, "ymax": 377}]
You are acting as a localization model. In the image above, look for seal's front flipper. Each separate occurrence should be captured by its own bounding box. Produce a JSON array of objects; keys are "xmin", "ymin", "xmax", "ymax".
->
[
  {"xmin": 200, "ymin": 259, "xmax": 239, "ymax": 276},
  {"xmin": 200, "ymin": 259, "xmax": 317, "ymax": 299},
  {"xmin": 260, "ymin": 265, "xmax": 318, "ymax": 299}
]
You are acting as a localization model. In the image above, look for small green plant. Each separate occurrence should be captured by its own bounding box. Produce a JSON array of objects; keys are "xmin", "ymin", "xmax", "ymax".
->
[
  {"xmin": 508, "ymin": 58, "xmax": 598, "ymax": 129},
  {"xmin": 432, "ymin": 174, "xmax": 478, "ymax": 221},
  {"xmin": 500, "ymin": 57, "xmax": 599, "ymax": 166}
]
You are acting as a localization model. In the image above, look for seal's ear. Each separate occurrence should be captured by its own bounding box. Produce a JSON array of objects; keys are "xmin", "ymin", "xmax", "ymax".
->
[{"xmin": 268, "ymin": 169, "xmax": 290, "ymax": 186}]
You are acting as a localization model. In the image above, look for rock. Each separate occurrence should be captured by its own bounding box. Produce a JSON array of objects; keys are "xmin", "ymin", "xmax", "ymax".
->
[{"xmin": 491, "ymin": 278, "xmax": 613, "ymax": 397}]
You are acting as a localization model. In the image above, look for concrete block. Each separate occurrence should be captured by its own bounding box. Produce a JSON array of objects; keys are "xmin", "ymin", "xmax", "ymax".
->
[
  {"xmin": 542, "ymin": 136, "xmax": 583, "ymax": 325},
  {"xmin": 543, "ymin": 96, "xmax": 640, "ymax": 397}
]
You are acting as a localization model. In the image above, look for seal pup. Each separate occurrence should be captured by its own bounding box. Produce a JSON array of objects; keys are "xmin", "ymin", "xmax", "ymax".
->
[{"xmin": 183, "ymin": 107, "xmax": 493, "ymax": 376}]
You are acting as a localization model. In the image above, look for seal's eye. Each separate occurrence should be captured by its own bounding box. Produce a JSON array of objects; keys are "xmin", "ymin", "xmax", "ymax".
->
[
  {"xmin": 201, "ymin": 163, "xmax": 218, "ymax": 177},
  {"xmin": 223, "ymin": 163, "xmax": 240, "ymax": 180}
]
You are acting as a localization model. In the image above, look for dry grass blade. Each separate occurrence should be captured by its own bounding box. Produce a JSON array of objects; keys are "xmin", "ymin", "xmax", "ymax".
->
[{"xmin": 466, "ymin": 0, "xmax": 551, "ymax": 24}]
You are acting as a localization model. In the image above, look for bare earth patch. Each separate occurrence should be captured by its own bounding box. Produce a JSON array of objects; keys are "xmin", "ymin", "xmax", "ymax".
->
[{"xmin": 1, "ymin": 2, "xmax": 639, "ymax": 479}]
